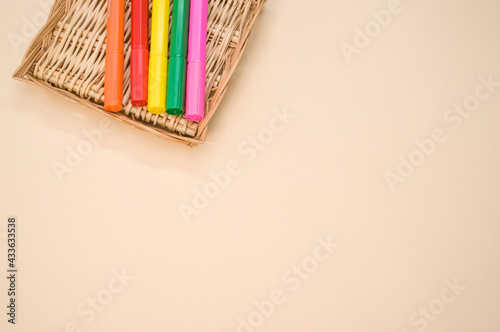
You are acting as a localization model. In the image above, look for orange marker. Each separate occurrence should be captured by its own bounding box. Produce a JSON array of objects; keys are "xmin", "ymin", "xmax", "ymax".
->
[{"xmin": 104, "ymin": 0, "xmax": 125, "ymax": 112}]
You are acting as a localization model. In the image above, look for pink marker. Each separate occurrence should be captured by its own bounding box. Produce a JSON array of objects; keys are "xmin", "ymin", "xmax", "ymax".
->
[{"xmin": 185, "ymin": 0, "xmax": 208, "ymax": 122}]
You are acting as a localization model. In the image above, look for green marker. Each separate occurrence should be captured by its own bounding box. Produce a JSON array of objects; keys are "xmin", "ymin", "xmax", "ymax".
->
[{"xmin": 167, "ymin": 0, "xmax": 190, "ymax": 116}]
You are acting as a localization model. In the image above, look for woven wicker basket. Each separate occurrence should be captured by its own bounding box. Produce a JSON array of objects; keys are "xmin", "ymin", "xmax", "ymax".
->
[{"xmin": 13, "ymin": 0, "xmax": 266, "ymax": 146}]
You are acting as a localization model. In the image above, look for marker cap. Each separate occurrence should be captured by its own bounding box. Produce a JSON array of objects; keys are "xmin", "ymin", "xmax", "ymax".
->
[
  {"xmin": 185, "ymin": 61, "xmax": 205, "ymax": 122},
  {"xmin": 104, "ymin": 51, "xmax": 124, "ymax": 112},
  {"xmin": 147, "ymin": 55, "xmax": 168, "ymax": 114},
  {"xmin": 131, "ymin": 48, "xmax": 149, "ymax": 107},
  {"xmin": 166, "ymin": 56, "xmax": 188, "ymax": 116}
]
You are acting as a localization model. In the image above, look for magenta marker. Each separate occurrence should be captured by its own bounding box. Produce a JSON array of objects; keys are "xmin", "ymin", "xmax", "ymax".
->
[{"xmin": 185, "ymin": 0, "xmax": 208, "ymax": 122}]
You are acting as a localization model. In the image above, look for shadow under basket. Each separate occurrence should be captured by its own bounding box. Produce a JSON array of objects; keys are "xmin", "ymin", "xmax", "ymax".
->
[{"xmin": 13, "ymin": 0, "xmax": 266, "ymax": 147}]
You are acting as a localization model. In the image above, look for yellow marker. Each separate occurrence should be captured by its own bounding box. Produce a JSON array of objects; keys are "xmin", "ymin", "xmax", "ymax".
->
[{"xmin": 148, "ymin": 0, "xmax": 170, "ymax": 114}]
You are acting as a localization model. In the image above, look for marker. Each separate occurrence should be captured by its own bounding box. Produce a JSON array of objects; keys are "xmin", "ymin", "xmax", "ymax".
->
[
  {"xmin": 166, "ymin": 0, "xmax": 190, "ymax": 116},
  {"xmin": 148, "ymin": 0, "xmax": 170, "ymax": 114},
  {"xmin": 185, "ymin": 0, "xmax": 208, "ymax": 122},
  {"xmin": 104, "ymin": 0, "xmax": 125, "ymax": 112},
  {"xmin": 131, "ymin": 0, "xmax": 149, "ymax": 107}
]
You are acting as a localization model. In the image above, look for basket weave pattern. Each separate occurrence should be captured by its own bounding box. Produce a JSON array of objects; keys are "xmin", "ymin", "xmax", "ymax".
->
[{"xmin": 14, "ymin": 0, "xmax": 266, "ymax": 146}]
